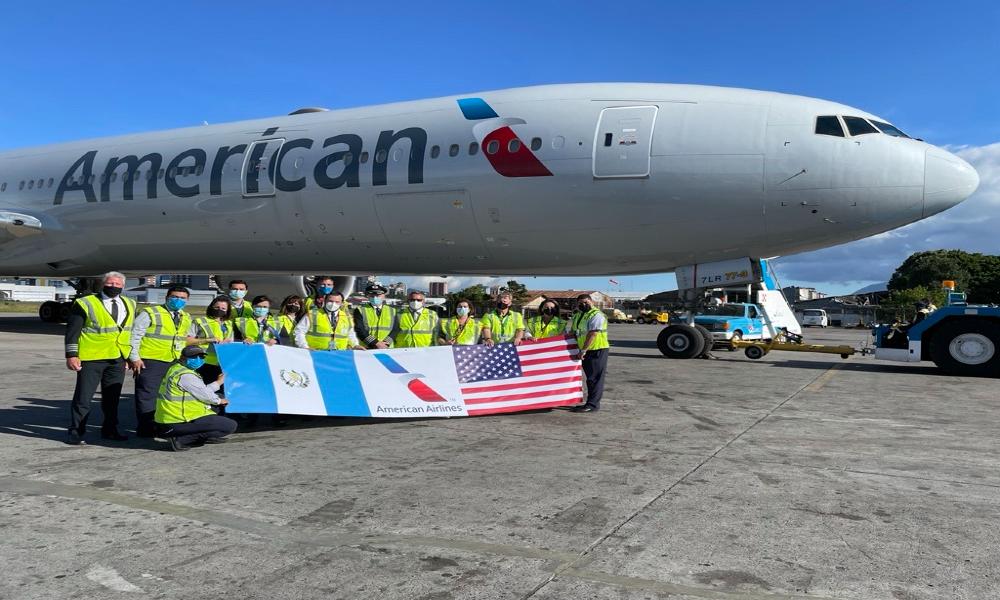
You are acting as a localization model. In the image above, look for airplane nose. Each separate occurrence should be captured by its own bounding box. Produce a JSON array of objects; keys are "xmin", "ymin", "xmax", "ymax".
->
[{"xmin": 924, "ymin": 148, "xmax": 979, "ymax": 217}]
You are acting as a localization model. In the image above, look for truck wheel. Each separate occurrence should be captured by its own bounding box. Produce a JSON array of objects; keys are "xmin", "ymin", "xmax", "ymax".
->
[
  {"xmin": 929, "ymin": 319, "xmax": 1000, "ymax": 377},
  {"xmin": 636, "ymin": 316, "xmax": 646, "ymax": 324},
  {"xmin": 693, "ymin": 324, "xmax": 714, "ymax": 358},
  {"xmin": 728, "ymin": 330, "xmax": 743, "ymax": 351},
  {"xmin": 744, "ymin": 345, "xmax": 767, "ymax": 360},
  {"xmin": 657, "ymin": 325, "xmax": 705, "ymax": 359}
]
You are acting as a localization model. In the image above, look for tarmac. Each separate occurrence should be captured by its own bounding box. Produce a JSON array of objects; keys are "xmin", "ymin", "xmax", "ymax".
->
[{"xmin": 0, "ymin": 313, "xmax": 998, "ymax": 600}]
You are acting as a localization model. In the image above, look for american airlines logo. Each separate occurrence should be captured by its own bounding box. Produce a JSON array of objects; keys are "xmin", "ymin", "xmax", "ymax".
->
[{"xmin": 51, "ymin": 97, "xmax": 550, "ymax": 206}]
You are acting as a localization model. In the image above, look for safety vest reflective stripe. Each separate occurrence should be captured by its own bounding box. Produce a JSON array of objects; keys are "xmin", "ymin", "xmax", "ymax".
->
[
  {"xmin": 360, "ymin": 305, "xmax": 395, "ymax": 340},
  {"xmin": 229, "ymin": 303, "xmax": 254, "ymax": 320},
  {"xmin": 76, "ymin": 294, "xmax": 136, "ymax": 361},
  {"xmin": 306, "ymin": 309, "xmax": 354, "ymax": 350},
  {"xmin": 395, "ymin": 310, "xmax": 438, "ymax": 347},
  {"xmin": 527, "ymin": 316, "xmax": 567, "ymax": 339},
  {"xmin": 572, "ymin": 309, "xmax": 610, "ymax": 350},
  {"xmin": 194, "ymin": 317, "xmax": 232, "ymax": 366},
  {"xmin": 235, "ymin": 316, "xmax": 280, "ymax": 343},
  {"xmin": 139, "ymin": 306, "xmax": 191, "ymax": 361},
  {"xmin": 155, "ymin": 363, "xmax": 215, "ymax": 424},
  {"xmin": 441, "ymin": 317, "xmax": 480, "ymax": 344},
  {"xmin": 279, "ymin": 314, "xmax": 296, "ymax": 336},
  {"xmin": 482, "ymin": 311, "xmax": 524, "ymax": 342}
]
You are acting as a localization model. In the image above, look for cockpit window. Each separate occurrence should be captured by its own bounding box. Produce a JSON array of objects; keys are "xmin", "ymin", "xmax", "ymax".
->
[
  {"xmin": 815, "ymin": 116, "xmax": 845, "ymax": 137},
  {"xmin": 870, "ymin": 120, "xmax": 909, "ymax": 138},
  {"xmin": 842, "ymin": 116, "xmax": 879, "ymax": 136}
]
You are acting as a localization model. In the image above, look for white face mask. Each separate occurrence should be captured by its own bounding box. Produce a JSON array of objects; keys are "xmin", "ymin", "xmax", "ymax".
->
[
  {"xmin": 456, "ymin": 307, "xmax": 470, "ymax": 317},
  {"xmin": 409, "ymin": 300, "xmax": 424, "ymax": 311},
  {"xmin": 325, "ymin": 302, "xmax": 341, "ymax": 312}
]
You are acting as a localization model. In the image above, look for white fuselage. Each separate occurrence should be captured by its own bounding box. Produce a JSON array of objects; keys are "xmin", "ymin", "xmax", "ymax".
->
[{"xmin": 0, "ymin": 83, "xmax": 979, "ymax": 278}]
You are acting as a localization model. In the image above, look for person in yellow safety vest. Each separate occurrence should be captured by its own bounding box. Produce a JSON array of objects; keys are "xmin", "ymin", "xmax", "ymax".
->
[
  {"xmin": 569, "ymin": 293, "xmax": 610, "ymax": 413},
  {"xmin": 438, "ymin": 299, "xmax": 481, "ymax": 345},
  {"xmin": 278, "ymin": 294, "xmax": 305, "ymax": 344},
  {"xmin": 64, "ymin": 271, "xmax": 136, "ymax": 445},
  {"xmin": 481, "ymin": 291, "xmax": 525, "ymax": 347},
  {"xmin": 393, "ymin": 291, "xmax": 439, "ymax": 348},
  {"xmin": 226, "ymin": 279, "xmax": 254, "ymax": 320},
  {"xmin": 526, "ymin": 298, "xmax": 568, "ymax": 340},
  {"xmin": 234, "ymin": 295, "xmax": 281, "ymax": 345},
  {"xmin": 303, "ymin": 275, "xmax": 336, "ymax": 312},
  {"xmin": 354, "ymin": 282, "xmax": 396, "ymax": 349},
  {"xmin": 128, "ymin": 285, "xmax": 195, "ymax": 437},
  {"xmin": 294, "ymin": 291, "xmax": 365, "ymax": 350},
  {"xmin": 155, "ymin": 345, "xmax": 237, "ymax": 451},
  {"xmin": 187, "ymin": 295, "xmax": 235, "ymax": 385}
]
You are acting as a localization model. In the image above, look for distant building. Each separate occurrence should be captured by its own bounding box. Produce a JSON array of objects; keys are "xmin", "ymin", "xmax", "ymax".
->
[
  {"xmin": 782, "ymin": 286, "xmax": 828, "ymax": 302},
  {"xmin": 523, "ymin": 290, "xmax": 614, "ymax": 312},
  {"xmin": 429, "ymin": 281, "xmax": 448, "ymax": 297}
]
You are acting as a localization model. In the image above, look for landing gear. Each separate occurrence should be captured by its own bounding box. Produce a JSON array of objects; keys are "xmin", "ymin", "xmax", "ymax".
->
[
  {"xmin": 657, "ymin": 325, "xmax": 705, "ymax": 359},
  {"xmin": 38, "ymin": 300, "xmax": 73, "ymax": 323}
]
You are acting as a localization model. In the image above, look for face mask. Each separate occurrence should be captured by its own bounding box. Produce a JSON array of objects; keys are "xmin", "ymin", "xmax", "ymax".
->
[
  {"xmin": 541, "ymin": 306, "xmax": 555, "ymax": 316},
  {"xmin": 456, "ymin": 307, "xmax": 470, "ymax": 317},
  {"xmin": 185, "ymin": 357, "xmax": 206, "ymax": 370},
  {"xmin": 207, "ymin": 307, "xmax": 226, "ymax": 318},
  {"xmin": 325, "ymin": 302, "xmax": 341, "ymax": 312},
  {"xmin": 165, "ymin": 297, "xmax": 187, "ymax": 311},
  {"xmin": 317, "ymin": 285, "xmax": 333, "ymax": 295},
  {"xmin": 498, "ymin": 300, "xmax": 511, "ymax": 308},
  {"xmin": 286, "ymin": 305, "xmax": 300, "ymax": 313},
  {"xmin": 253, "ymin": 306, "xmax": 269, "ymax": 318},
  {"xmin": 409, "ymin": 300, "xmax": 423, "ymax": 311},
  {"xmin": 578, "ymin": 303, "xmax": 591, "ymax": 311},
  {"xmin": 229, "ymin": 289, "xmax": 246, "ymax": 300},
  {"xmin": 103, "ymin": 286, "xmax": 123, "ymax": 298},
  {"xmin": 369, "ymin": 296, "xmax": 384, "ymax": 306}
]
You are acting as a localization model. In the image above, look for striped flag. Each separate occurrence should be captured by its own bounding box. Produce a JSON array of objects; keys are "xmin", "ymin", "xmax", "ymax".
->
[{"xmin": 457, "ymin": 335, "xmax": 583, "ymax": 416}]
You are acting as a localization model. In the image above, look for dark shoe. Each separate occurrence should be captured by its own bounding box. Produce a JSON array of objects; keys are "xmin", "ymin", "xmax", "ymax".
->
[
  {"xmin": 136, "ymin": 426, "xmax": 157, "ymax": 438},
  {"xmin": 203, "ymin": 436, "xmax": 229, "ymax": 444},
  {"xmin": 101, "ymin": 431, "xmax": 129, "ymax": 441},
  {"xmin": 167, "ymin": 437, "xmax": 190, "ymax": 452},
  {"xmin": 66, "ymin": 431, "xmax": 86, "ymax": 445},
  {"xmin": 570, "ymin": 405, "xmax": 599, "ymax": 413}
]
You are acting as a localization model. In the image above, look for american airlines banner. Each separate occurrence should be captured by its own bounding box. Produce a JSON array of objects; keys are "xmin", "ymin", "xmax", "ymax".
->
[{"xmin": 215, "ymin": 336, "xmax": 583, "ymax": 417}]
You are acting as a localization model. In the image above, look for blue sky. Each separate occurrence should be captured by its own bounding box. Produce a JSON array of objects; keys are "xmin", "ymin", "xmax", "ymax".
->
[{"xmin": 2, "ymin": 2, "xmax": 997, "ymax": 295}]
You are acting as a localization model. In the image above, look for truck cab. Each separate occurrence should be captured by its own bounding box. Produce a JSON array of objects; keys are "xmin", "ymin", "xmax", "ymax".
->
[{"xmin": 693, "ymin": 303, "xmax": 766, "ymax": 342}]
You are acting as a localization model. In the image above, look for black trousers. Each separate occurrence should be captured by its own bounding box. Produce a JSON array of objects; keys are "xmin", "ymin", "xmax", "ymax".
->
[
  {"xmin": 134, "ymin": 358, "xmax": 171, "ymax": 435},
  {"xmin": 69, "ymin": 358, "xmax": 126, "ymax": 436},
  {"xmin": 196, "ymin": 364, "xmax": 225, "ymax": 414},
  {"xmin": 582, "ymin": 349, "xmax": 609, "ymax": 409},
  {"xmin": 158, "ymin": 415, "xmax": 237, "ymax": 447}
]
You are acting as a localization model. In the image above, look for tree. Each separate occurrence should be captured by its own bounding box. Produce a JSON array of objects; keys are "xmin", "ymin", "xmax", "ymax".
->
[
  {"xmin": 446, "ymin": 284, "xmax": 492, "ymax": 315},
  {"xmin": 503, "ymin": 280, "xmax": 530, "ymax": 305},
  {"xmin": 879, "ymin": 285, "xmax": 947, "ymax": 322},
  {"xmin": 888, "ymin": 250, "xmax": 1000, "ymax": 304}
]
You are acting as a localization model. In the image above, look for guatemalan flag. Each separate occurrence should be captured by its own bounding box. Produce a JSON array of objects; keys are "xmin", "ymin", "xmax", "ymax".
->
[{"xmin": 216, "ymin": 336, "xmax": 583, "ymax": 418}]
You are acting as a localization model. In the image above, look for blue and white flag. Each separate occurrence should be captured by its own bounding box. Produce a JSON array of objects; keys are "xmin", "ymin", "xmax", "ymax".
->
[{"xmin": 215, "ymin": 336, "xmax": 583, "ymax": 418}]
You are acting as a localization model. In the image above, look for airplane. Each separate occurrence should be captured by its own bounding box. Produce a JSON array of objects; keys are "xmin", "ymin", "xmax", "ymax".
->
[{"xmin": 0, "ymin": 83, "xmax": 980, "ymax": 320}]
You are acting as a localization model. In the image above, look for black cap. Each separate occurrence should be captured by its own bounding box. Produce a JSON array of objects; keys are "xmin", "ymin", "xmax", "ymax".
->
[
  {"xmin": 365, "ymin": 282, "xmax": 388, "ymax": 295},
  {"xmin": 181, "ymin": 346, "xmax": 207, "ymax": 359}
]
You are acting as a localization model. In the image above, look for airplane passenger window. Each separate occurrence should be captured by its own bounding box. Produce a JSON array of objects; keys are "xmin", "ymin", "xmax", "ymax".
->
[
  {"xmin": 375, "ymin": 150, "xmax": 387, "ymax": 164},
  {"xmin": 486, "ymin": 140, "xmax": 500, "ymax": 155},
  {"xmin": 0, "ymin": 183, "xmax": 5, "ymax": 192},
  {"xmin": 111, "ymin": 173, "xmax": 118, "ymax": 183},
  {"xmin": 37, "ymin": 179, "xmax": 43, "ymax": 188},
  {"xmin": 158, "ymin": 169, "xmax": 164, "ymax": 179},
  {"xmin": 508, "ymin": 139, "xmax": 520, "ymax": 153},
  {"xmin": 449, "ymin": 144, "xmax": 459, "ymax": 157},
  {"xmin": 18, "ymin": 181, "xmax": 24, "ymax": 190},
  {"xmin": 343, "ymin": 152, "xmax": 354, "ymax": 165},
  {"xmin": 469, "ymin": 142, "xmax": 479, "ymax": 156},
  {"xmin": 871, "ymin": 120, "xmax": 909, "ymax": 138},
  {"xmin": 28, "ymin": 180, "xmax": 34, "ymax": 189},
  {"xmin": 814, "ymin": 116, "xmax": 844, "ymax": 137},
  {"xmin": 430, "ymin": 145, "xmax": 440, "ymax": 158},
  {"xmin": 360, "ymin": 151, "xmax": 369, "ymax": 164},
  {"xmin": 168, "ymin": 168, "xmax": 177, "ymax": 178},
  {"xmin": 196, "ymin": 165, "xmax": 204, "ymax": 176},
  {"xmin": 531, "ymin": 137, "xmax": 542, "ymax": 151},
  {"xmin": 843, "ymin": 116, "xmax": 878, "ymax": 136},
  {"xmin": 48, "ymin": 178, "xmax": 53, "ymax": 187}
]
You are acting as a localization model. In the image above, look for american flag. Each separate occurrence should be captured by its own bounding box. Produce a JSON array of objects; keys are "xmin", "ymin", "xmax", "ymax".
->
[{"xmin": 453, "ymin": 335, "xmax": 583, "ymax": 416}]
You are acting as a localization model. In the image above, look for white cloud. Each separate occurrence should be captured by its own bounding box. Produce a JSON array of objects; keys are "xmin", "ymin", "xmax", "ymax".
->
[
  {"xmin": 383, "ymin": 275, "xmax": 505, "ymax": 294},
  {"xmin": 773, "ymin": 141, "xmax": 1000, "ymax": 292}
]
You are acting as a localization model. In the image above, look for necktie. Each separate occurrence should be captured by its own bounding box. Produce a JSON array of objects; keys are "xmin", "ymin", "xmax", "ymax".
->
[
  {"xmin": 172, "ymin": 312, "xmax": 181, "ymax": 328},
  {"xmin": 110, "ymin": 299, "xmax": 120, "ymax": 325}
]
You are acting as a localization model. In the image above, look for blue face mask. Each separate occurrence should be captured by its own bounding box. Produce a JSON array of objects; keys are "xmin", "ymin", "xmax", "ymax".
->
[
  {"xmin": 165, "ymin": 297, "xmax": 187, "ymax": 311},
  {"xmin": 253, "ymin": 306, "xmax": 270, "ymax": 318},
  {"xmin": 369, "ymin": 296, "xmax": 384, "ymax": 306},
  {"xmin": 229, "ymin": 289, "xmax": 247, "ymax": 300},
  {"xmin": 317, "ymin": 285, "xmax": 334, "ymax": 295},
  {"xmin": 185, "ymin": 357, "xmax": 205, "ymax": 370}
]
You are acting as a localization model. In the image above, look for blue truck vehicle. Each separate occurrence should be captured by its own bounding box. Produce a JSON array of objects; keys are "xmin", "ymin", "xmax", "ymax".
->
[
  {"xmin": 872, "ymin": 289, "xmax": 1000, "ymax": 377},
  {"xmin": 693, "ymin": 302, "xmax": 768, "ymax": 345}
]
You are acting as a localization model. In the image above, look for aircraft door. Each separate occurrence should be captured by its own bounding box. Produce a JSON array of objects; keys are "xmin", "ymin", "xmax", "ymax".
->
[
  {"xmin": 593, "ymin": 106, "xmax": 658, "ymax": 178},
  {"xmin": 242, "ymin": 138, "xmax": 285, "ymax": 197}
]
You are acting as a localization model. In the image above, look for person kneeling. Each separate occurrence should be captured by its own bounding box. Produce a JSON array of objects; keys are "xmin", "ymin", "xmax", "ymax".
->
[{"xmin": 155, "ymin": 346, "xmax": 236, "ymax": 452}]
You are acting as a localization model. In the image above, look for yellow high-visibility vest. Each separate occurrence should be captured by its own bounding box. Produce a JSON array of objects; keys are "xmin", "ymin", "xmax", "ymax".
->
[{"xmin": 75, "ymin": 294, "xmax": 135, "ymax": 361}]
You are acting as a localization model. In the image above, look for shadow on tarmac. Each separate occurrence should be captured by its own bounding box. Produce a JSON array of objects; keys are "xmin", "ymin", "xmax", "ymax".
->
[{"xmin": 0, "ymin": 316, "xmax": 64, "ymax": 336}]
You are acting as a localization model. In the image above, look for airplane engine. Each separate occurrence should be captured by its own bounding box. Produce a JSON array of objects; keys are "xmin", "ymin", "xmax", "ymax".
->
[{"xmin": 212, "ymin": 275, "xmax": 356, "ymax": 304}]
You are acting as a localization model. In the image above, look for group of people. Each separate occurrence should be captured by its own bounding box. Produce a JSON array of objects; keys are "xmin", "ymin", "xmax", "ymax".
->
[{"xmin": 64, "ymin": 272, "xmax": 610, "ymax": 451}]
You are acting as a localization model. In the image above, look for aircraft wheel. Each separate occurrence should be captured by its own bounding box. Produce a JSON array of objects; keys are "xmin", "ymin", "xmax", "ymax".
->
[
  {"xmin": 657, "ymin": 325, "xmax": 705, "ymax": 359},
  {"xmin": 929, "ymin": 319, "xmax": 1000, "ymax": 377},
  {"xmin": 693, "ymin": 324, "xmax": 714, "ymax": 358},
  {"xmin": 57, "ymin": 302, "xmax": 72, "ymax": 323},
  {"xmin": 744, "ymin": 345, "xmax": 767, "ymax": 360},
  {"xmin": 38, "ymin": 301, "xmax": 58, "ymax": 322}
]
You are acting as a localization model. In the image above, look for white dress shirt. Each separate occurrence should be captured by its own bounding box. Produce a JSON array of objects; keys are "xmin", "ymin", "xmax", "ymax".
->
[
  {"xmin": 102, "ymin": 293, "xmax": 127, "ymax": 326},
  {"xmin": 293, "ymin": 310, "xmax": 359, "ymax": 349}
]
